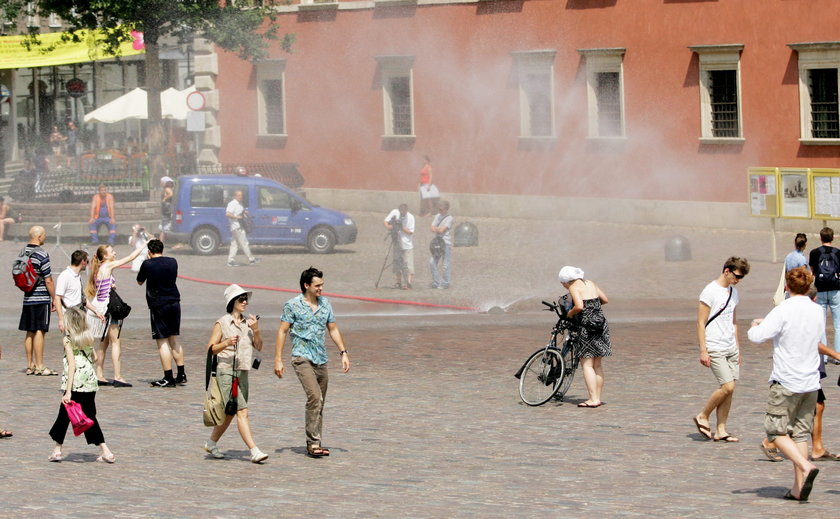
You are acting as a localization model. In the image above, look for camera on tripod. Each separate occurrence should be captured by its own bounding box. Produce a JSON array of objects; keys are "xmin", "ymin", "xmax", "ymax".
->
[{"xmin": 387, "ymin": 216, "xmax": 402, "ymax": 240}]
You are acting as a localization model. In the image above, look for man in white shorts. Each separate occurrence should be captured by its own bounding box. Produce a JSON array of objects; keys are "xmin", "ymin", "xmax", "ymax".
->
[
  {"xmin": 54, "ymin": 250, "xmax": 89, "ymax": 334},
  {"xmin": 693, "ymin": 257, "xmax": 750, "ymax": 443}
]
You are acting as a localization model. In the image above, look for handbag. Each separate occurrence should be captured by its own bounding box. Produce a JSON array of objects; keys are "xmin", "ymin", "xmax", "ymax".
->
[
  {"xmin": 64, "ymin": 401, "xmax": 94, "ymax": 436},
  {"xmin": 203, "ymin": 348, "xmax": 226, "ymax": 426},
  {"xmin": 772, "ymin": 265, "xmax": 786, "ymax": 306},
  {"xmin": 107, "ymin": 288, "xmax": 131, "ymax": 321}
]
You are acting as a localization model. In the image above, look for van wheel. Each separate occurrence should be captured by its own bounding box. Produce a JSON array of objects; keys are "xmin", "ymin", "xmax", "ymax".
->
[
  {"xmin": 191, "ymin": 228, "xmax": 220, "ymax": 256},
  {"xmin": 307, "ymin": 227, "xmax": 336, "ymax": 254}
]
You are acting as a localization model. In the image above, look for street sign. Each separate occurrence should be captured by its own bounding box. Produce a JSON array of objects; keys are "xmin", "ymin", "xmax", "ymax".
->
[{"xmin": 186, "ymin": 90, "xmax": 205, "ymax": 111}]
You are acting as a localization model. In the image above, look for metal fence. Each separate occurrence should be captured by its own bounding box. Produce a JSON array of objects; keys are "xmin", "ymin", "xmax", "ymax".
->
[{"xmin": 9, "ymin": 166, "xmax": 150, "ymax": 202}]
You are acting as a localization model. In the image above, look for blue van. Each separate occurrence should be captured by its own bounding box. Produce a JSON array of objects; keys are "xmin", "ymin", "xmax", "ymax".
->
[{"xmin": 169, "ymin": 175, "xmax": 357, "ymax": 255}]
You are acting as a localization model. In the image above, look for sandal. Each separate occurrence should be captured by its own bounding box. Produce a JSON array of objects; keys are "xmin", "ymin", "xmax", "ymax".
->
[
  {"xmin": 760, "ymin": 442, "xmax": 784, "ymax": 462},
  {"xmin": 96, "ymin": 453, "xmax": 116, "ymax": 464},
  {"xmin": 35, "ymin": 368, "xmax": 58, "ymax": 376},
  {"xmin": 48, "ymin": 452, "xmax": 62, "ymax": 462},
  {"xmin": 0, "ymin": 429, "xmax": 13, "ymax": 438},
  {"xmin": 306, "ymin": 445, "xmax": 328, "ymax": 458},
  {"xmin": 25, "ymin": 367, "xmax": 35, "ymax": 375}
]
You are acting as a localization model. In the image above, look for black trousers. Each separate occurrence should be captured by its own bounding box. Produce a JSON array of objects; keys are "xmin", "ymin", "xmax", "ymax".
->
[{"xmin": 48, "ymin": 391, "xmax": 105, "ymax": 446}]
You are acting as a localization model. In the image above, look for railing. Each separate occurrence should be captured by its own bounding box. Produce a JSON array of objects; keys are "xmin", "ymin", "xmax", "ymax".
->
[{"xmin": 8, "ymin": 165, "xmax": 150, "ymax": 202}]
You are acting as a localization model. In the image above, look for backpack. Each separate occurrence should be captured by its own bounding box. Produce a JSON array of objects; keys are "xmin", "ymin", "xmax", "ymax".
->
[
  {"xmin": 817, "ymin": 248, "xmax": 840, "ymax": 288},
  {"xmin": 12, "ymin": 247, "xmax": 42, "ymax": 292},
  {"xmin": 429, "ymin": 236, "xmax": 445, "ymax": 258}
]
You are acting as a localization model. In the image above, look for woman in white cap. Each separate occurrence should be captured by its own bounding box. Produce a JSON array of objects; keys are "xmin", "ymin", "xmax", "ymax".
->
[
  {"xmin": 558, "ymin": 266, "xmax": 611, "ymax": 408},
  {"xmin": 158, "ymin": 176, "xmax": 174, "ymax": 242},
  {"xmin": 203, "ymin": 284, "xmax": 268, "ymax": 463}
]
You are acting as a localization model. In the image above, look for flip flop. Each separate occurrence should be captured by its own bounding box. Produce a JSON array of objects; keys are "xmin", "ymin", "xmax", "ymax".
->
[
  {"xmin": 306, "ymin": 445, "xmax": 328, "ymax": 458},
  {"xmin": 47, "ymin": 452, "xmax": 62, "ymax": 462},
  {"xmin": 0, "ymin": 429, "xmax": 13, "ymax": 438},
  {"xmin": 809, "ymin": 451, "xmax": 840, "ymax": 461},
  {"xmin": 693, "ymin": 416, "xmax": 713, "ymax": 440},
  {"xmin": 783, "ymin": 490, "xmax": 801, "ymax": 501},
  {"xmin": 714, "ymin": 435, "xmax": 740, "ymax": 443},
  {"xmin": 760, "ymin": 442, "xmax": 784, "ymax": 462},
  {"xmin": 798, "ymin": 468, "xmax": 819, "ymax": 501},
  {"xmin": 578, "ymin": 402, "xmax": 602, "ymax": 408}
]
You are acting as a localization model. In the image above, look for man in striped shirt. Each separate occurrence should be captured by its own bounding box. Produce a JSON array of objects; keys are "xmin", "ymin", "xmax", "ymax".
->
[{"xmin": 19, "ymin": 226, "xmax": 56, "ymax": 376}]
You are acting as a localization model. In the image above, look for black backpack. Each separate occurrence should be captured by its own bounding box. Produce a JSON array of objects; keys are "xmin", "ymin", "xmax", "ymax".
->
[{"xmin": 817, "ymin": 248, "xmax": 840, "ymax": 288}]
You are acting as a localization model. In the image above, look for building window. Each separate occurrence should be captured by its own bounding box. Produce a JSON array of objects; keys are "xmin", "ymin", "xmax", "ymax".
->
[
  {"xmin": 25, "ymin": 2, "xmax": 38, "ymax": 27},
  {"xmin": 512, "ymin": 50, "xmax": 555, "ymax": 139},
  {"xmin": 809, "ymin": 68, "xmax": 839, "ymax": 138},
  {"xmin": 375, "ymin": 55, "xmax": 414, "ymax": 138},
  {"xmin": 256, "ymin": 59, "xmax": 286, "ymax": 136},
  {"xmin": 789, "ymin": 42, "xmax": 840, "ymax": 144},
  {"xmin": 578, "ymin": 48, "xmax": 626, "ymax": 139},
  {"xmin": 689, "ymin": 44, "xmax": 744, "ymax": 143},
  {"xmin": 48, "ymin": 13, "xmax": 61, "ymax": 28}
]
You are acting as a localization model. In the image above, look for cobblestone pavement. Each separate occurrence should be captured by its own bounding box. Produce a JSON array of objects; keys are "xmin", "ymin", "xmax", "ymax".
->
[{"xmin": 1, "ymin": 212, "xmax": 839, "ymax": 517}]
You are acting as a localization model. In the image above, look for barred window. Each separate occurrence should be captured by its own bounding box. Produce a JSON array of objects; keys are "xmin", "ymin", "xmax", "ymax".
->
[
  {"xmin": 809, "ymin": 68, "xmax": 839, "ymax": 139},
  {"xmin": 596, "ymin": 72, "xmax": 622, "ymax": 137},
  {"xmin": 709, "ymin": 70, "xmax": 739, "ymax": 138},
  {"xmin": 256, "ymin": 60, "xmax": 286, "ymax": 136},
  {"xmin": 388, "ymin": 76, "xmax": 412, "ymax": 136}
]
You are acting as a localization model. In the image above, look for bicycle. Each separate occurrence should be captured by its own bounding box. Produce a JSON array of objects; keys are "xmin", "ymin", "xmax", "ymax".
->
[{"xmin": 514, "ymin": 296, "xmax": 580, "ymax": 406}]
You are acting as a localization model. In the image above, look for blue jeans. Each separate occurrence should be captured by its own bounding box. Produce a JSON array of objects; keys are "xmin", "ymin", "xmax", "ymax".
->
[
  {"xmin": 429, "ymin": 243, "xmax": 451, "ymax": 288},
  {"xmin": 89, "ymin": 217, "xmax": 116, "ymax": 244},
  {"xmin": 817, "ymin": 290, "xmax": 840, "ymax": 353}
]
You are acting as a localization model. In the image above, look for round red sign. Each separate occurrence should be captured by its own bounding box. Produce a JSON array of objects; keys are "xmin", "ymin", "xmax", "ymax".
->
[{"xmin": 66, "ymin": 78, "xmax": 86, "ymax": 98}]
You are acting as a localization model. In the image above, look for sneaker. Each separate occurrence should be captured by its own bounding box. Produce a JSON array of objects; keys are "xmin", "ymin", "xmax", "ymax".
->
[
  {"xmin": 175, "ymin": 374, "xmax": 188, "ymax": 385},
  {"xmin": 249, "ymin": 258, "xmax": 261, "ymax": 264},
  {"xmin": 150, "ymin": 378, "xmax": 177, "ymax": 388},
  {"xmin": 250, "ymin": 449, "xmax": 269, "ymax": 464},
  {"xmin": 204, "ymin": 442, "xmax": 225, "ymax": 459},
  {"xmin": 227, "ymin": 261, "xmax": 240, "ymax": 267}
]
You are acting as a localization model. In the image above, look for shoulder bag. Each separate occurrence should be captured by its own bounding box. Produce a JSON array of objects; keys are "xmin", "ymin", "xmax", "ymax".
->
[
  {"xmin": 107, "ymin": 288, "xmax": 132, "ymax": 321},
  {"xmin": 203, "ymin": 348, "xmax": 226, "ymax": 426},
  {"xmin": 705, "ymin": 287, "xmax": 733, "ymax": 328}
]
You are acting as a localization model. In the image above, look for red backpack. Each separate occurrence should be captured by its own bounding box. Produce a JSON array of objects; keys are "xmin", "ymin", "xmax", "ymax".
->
[{"xmin": 12, "ymin": 247, "xmax": 42, "ymax": 292}]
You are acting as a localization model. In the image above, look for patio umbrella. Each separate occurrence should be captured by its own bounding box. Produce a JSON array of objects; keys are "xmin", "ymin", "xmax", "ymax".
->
[{"xmin": 83, "ymin": 86, "xmax": 194, "ymax": 123}]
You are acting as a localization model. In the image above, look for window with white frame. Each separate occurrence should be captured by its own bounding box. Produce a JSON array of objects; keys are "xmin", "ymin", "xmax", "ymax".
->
[
  {"xmin": 375, "ymin": 55, "xmax": 414, "ymax": 137},
  {"xmin": 512, "ymin": 50, "xmax": 555, "ymax": 138},
  {"xmin": 689, "ymin": 44, "xmax": 744, "ymax": 142},
  {"xmin": 789, "ymin": 42, "xmax": 840, "ymax": 143},
  {"xmin": 25, "ymin": 2, "xmax": 38, "ymax": 27},
  {"xmin": 578, "ymin": 48, "xmax": 626, "ymax": 138},
  {"xmin": 256, "ymin": 59, "xmax": 286, "ymax": 136}
]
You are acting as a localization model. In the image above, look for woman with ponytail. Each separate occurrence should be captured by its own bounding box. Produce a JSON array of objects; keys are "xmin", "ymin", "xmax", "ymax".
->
[{"xmin": 85, "ymin": 244, "xmax": 143, "ymax": 387}]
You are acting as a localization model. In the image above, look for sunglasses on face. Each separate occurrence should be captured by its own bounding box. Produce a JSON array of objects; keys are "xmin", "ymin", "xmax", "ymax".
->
[
  {"xmin": 730, "ymin": 271, "xmax": 744, "ymax": 279},
  {"xmin": 237, "ymin": 295, "xmax": 249, "ymax": 303}
]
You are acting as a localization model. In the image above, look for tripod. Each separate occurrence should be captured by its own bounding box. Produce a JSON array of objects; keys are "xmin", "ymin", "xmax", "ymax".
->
[
  {"xmin": 51, "ymin": 222, "xmax": 71, "ymax": 261},
  {"xmin": 375, "ymin": 229, "xmax": 407, "ymax": 289}
]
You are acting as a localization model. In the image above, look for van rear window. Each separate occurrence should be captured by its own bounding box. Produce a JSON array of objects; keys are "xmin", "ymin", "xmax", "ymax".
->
[{"xmin": 191, "ymin": 184, "xmax": 249, "ymax": 208}]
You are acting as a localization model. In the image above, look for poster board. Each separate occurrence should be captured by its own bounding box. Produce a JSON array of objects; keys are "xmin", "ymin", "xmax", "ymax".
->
[
  {"xmin": 748, "ymin": 167, "xmax": 779, "ymax": 217},
  {"xmin": 779, "ymin": 168, "xmax": 810, "ymax": 219},
  {"xmin": 811, "ymin": 168, "xmax": 840, "ymax": 220}
]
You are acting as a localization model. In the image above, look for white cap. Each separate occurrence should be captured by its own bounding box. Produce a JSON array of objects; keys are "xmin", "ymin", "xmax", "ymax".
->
[{"xmin": 558, "ymin": 266, "xmax": 584, "ymax": 283}]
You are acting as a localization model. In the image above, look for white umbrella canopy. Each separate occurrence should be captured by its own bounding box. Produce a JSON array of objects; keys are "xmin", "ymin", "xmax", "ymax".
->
[{"xmin": 83, "ymin": 86, "xmax": 195, "ymax": 123}]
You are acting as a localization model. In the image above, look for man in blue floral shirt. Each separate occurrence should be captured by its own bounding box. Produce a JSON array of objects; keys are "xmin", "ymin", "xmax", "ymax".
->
[{"xmin": 274, "ymin": 267, "xmax": 350, "ymax": 458}]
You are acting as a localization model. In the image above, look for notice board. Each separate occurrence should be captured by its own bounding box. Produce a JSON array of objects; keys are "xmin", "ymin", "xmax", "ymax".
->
[
  {"xmin": 748, "ymin": 167, "xmax": 779, "ymax": 217},
  {"xmin": 811, "ymin": 169, "xmax": 840, "ymax": 220}
]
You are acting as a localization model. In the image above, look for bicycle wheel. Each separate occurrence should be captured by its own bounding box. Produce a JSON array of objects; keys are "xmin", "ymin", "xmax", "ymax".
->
[
  {"xmin": 519, "ymin": 347, "xmax": 564, "ymax": 406},
  {"xmin": 555, "ymin": 332, "xmax": 577, "ymax": 400}
]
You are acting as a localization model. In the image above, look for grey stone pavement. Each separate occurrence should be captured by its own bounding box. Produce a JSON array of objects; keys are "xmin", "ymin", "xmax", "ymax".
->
[{"xmin": 1, "ymin": 210, "xmax": 839, "ymax": 517}]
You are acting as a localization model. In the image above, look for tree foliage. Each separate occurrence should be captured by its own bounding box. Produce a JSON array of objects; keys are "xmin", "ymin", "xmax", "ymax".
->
[{"xmin": 0, "ymin": 0, "xmax": 293, "ymax": 60}]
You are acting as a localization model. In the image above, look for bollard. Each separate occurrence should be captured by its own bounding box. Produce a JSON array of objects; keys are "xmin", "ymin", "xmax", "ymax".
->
[
  {"xmin": 665, "ymin": 235, "xmax": 691, "ymax": 261},
  {"xmin": 454, "ymin": 221, "xmax": 479, "ymax": 247}
]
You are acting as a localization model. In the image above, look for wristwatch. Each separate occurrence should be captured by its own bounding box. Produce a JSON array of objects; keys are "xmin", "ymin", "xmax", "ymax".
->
[{"xmin": 340, "ymin": 350, "xmax": 348, "ymax": 355}]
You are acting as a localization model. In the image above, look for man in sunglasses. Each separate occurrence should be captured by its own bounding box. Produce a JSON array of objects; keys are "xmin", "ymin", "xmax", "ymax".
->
[{"xmin": 693, "ymin": 256, "xmax": 750, "ymax": 443}]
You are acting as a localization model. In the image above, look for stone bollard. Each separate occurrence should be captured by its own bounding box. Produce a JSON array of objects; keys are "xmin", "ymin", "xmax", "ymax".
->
[
  {"xmin": 665, "ymin": 235, "xmax": 691, "ymax": 261},
  {"xmin": 454, "ymin": 221, "xmax": 478, "ymax": 247}
]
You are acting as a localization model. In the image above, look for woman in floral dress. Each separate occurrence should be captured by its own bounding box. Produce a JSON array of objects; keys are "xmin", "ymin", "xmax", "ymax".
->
[{"xmin": 559, "ymin": 266, "xmax": 612, "ymax": 408}]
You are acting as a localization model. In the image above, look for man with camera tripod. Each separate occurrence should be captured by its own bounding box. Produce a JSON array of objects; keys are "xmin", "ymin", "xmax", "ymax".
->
[{"xmin": 383, "ymin": 203, "xmax": 415, "ymax": 289}]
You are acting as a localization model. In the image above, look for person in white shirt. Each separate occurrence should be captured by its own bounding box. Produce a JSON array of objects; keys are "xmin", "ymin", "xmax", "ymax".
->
[
  {"xmin": 54, "ymin": 250, "xmax": 100, "ymax": 335},
  {"xmin": 225, "ymin": 190, "xmax": 258, "ymax": 267},
  {"xmin": 383, "ymin": 204, "xmax": 415, "ymax": 289},
  {"xmin": 693, "ymin": 257, "xmax": 749, "ymax": 443},
  {"xmin": 748, "ymin": 267, "xmax": 821, "ymax": 501}
]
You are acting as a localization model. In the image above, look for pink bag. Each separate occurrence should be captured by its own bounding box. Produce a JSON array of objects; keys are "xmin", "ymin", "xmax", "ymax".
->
[{"xmin": 64, "ymin": 401, "xmax": 94, "ymax": 436}]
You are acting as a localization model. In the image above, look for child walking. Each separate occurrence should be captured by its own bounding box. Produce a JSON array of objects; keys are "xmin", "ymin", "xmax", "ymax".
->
[{"xmin": 47, "ymin": 306, "xmax": 115, "ymax": 463}]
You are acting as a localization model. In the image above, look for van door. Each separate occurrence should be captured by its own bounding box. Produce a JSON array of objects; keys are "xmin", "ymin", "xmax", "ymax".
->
[
  {"xmin": 252, "ymin": 185, "xmax": 310, "ymax": 244},
  {"xmin": 189, "ymin": 182, "xmax": 249, "ymax": 242}
]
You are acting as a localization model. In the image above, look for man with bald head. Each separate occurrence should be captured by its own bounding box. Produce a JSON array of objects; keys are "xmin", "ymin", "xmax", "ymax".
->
[{"xmin": 19, "ymin": 226, "xmax": 56, "ymax": 375}]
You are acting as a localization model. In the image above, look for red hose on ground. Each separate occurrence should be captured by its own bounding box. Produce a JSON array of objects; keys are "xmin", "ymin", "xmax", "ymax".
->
[{"xmin": 176, "ymin": 274, "xmax": 479, "ymax": 312}]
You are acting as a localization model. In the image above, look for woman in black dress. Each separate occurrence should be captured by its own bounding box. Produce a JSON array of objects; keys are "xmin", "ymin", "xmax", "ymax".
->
[{"xmin": 559, "ymin": 266, "xmax": 611, "ymax": 408}]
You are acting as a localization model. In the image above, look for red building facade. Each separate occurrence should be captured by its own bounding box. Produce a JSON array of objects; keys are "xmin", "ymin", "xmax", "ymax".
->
[{"xmin": 211, "ymin": 0, "xmax": 839, "ymax": 212}]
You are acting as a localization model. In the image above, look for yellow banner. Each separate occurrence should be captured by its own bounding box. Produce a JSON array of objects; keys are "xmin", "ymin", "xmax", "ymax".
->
[{"xmin": 0, "ymin": 29, "xmax": 144, "ymax": 69}]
